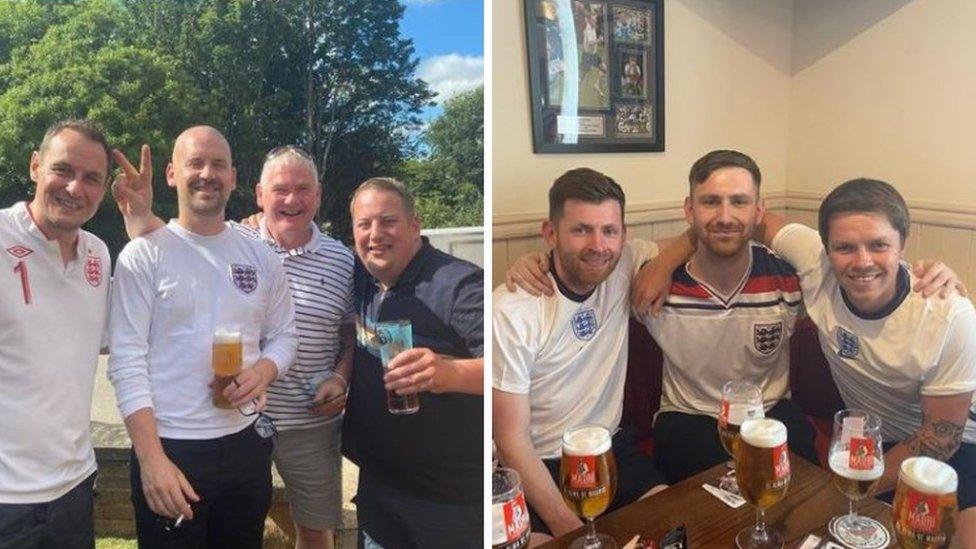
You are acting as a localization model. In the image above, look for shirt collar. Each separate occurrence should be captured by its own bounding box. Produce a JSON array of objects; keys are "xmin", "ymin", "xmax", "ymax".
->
[
  {"xmin": 841, "ymin": 263, "xmax": 910, "ymax": 320},
  {"xmin": 368, "ymin": 236, "xmax": 431, "ymax": 290},
  {"xmin": 548, "ymin": 251, "xmax": 596, "ymax": 303},
  {"xmin": 13, "ymin": 201, "xmax": 84, "ymax": 259},
  {"xmin": 258, "ymin": 217, "xmax": 321, "ymax": 256}
]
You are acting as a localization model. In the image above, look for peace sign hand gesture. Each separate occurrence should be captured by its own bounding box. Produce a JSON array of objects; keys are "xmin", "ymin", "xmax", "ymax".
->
[{"xmin": 112, "ymin": 145, "xmax": 164, "ymax": 238}]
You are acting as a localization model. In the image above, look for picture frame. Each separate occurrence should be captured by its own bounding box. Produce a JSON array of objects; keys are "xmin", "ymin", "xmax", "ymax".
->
[{"xmin": 526, "ymin": 0, "xmax": 664, "ymax": 153}]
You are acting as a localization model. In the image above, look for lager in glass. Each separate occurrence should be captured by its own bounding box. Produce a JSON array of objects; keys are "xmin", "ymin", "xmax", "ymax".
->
[
  {"xmin": 718, "ymin": 381, "xmax": 764, "ymax": 462},
  {"xmin": 560, "ymin": 425, "xmax": 618, "ymax": 549},
  {"xmin": 212, "ymin": 327, "xmax": 242, "ymax": 409},
  {"xmin": 376, "ymin": 320, "xmax": 420, "ymax": 415},
  {"xmin": 893, "ymin": 456, "xmax": 958, "ymax": 549},
  {"xmin": 735, "ymin": 417, "xmax": 791, "ymax": 549},
  {"xmin": 826, "ymin": 409, "xmax": 889, "ymax": 549}
]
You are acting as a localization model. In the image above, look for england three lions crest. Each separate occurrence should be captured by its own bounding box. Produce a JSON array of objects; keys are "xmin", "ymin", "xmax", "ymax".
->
[
  {"xmin": 231, "ymin": 263, "xmax": 258, "ymax": 294},
  {"xmin": 572, "ymin": 308, "xmax": 598, "ymax": 341},
  {"xmin": 85, "ymin": 254, "xmax": 103, "ymax": 287},
  {"xmin": 837, "ymin": 326, "xmax": 859, "ymax": 359},
  {"xmin": 753, "ymin": 321, "xmax": 783, "ymax": 355}
]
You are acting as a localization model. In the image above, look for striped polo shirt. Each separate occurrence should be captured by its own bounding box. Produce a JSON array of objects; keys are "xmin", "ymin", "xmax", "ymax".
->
[
  {"xmin": 234, "ymin": 221, "xmax": 355, "ymax": 430},
  {"xmin": 641, "ymin": 242, "xmax": 803, "ymax": 420}
]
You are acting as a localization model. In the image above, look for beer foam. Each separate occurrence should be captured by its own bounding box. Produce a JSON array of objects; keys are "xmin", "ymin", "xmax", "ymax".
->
[
  {"xmin": 900, "ymin": 456, "xmax": 958, "ymax": 495},
  {"xmin": 739, "ymin": 418, "xmax": 787, "ymax": 448},
  {"xmin": 213, "ymin": 329, "xmax": 242, "ymax": 344},
  {"xmin": 563, "ymin": 426, "xmax": 612, "ymax": 456},
  {"xmin": 829, "ymin": 451, "xmax": 884, "ymax": 481}
]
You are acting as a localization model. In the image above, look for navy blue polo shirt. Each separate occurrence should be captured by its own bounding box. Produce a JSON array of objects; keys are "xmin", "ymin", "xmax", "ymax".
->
[{"xmin": 343, "ymin": 239, "xmax": 484, "ymax": 504}]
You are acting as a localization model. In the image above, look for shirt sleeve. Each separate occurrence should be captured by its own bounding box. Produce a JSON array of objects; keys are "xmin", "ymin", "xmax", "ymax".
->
[
  {"xmin": 923, "ymin": 305, "xmax": 976, "ymax": 396},
  {"xmin": 770, "ymin": 223, "xmax": 831, "ymax": 302},
  {"xmin": 492, "ymin": 288, "xmax": 539, "ymax": 394},
  {"xmin": 258, "ymin": 256, "xmax": 298, "ymax": 377},
  {"xmin": 626, "ymin": 238, "xmax": 660, "ymax": 278},
  {"xmin": 450, "ymin": 267, "xmax": 484, "ymax": 358},
  {"xmin": 107, "ymin": 242, "xmax": 157, "ymax": 419}
]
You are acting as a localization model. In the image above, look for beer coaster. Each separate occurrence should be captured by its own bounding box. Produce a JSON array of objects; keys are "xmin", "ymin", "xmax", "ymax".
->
[{"xmin": 828, "ymin": 516, "xmax": 890, "ymax": 549}]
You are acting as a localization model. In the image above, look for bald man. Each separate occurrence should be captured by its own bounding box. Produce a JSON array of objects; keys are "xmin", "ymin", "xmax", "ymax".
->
[{"xmin": 108, "ymin": 126, "xmax": 297, "ymax": 547}]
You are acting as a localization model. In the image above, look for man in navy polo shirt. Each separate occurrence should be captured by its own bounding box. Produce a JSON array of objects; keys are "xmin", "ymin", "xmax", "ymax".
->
[{"xmin": 343, "ymin": 177, "xmax": 483, "ymax": 548}]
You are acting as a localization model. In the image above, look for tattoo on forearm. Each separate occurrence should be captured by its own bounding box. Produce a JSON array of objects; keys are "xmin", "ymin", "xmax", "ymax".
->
[{"xmin": 905, "ymin": 415, "xmax": 965, "ymax": 460}]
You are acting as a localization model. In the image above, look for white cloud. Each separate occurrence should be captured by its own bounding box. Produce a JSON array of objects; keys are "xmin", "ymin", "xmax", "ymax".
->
[{"xmin": 417, "ymin": 54, "xmax": 484, "ymax": 103}]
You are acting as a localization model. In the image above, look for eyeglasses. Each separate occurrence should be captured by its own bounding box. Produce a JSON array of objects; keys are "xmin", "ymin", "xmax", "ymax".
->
[
  {"xmin": 232, "ymin": 379, "xmax": 278, "ymax": 439},
  {"xmin": 265, "ymin": 145, "xmax": 313, "ymax": 162}
]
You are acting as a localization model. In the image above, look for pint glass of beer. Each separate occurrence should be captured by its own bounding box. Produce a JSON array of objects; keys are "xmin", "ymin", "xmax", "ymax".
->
[
  {"xmin": 376, "ymin": 320, "xmax": 420, "ymax": 415},
  {"xmin": 735, "ymin": 417, "xmax": 791, "ymax": 549},
  {"xmin": 212, "ymin": 326, "xmax": 242, "ymax": 409},
  {"xmin": 560, "ymin": 425, "xmax": 618, "ymax": 549},
  {"xmin": 893, "ymin": 456, "xmax": 958, "ymax": 549},
  {"xmin": 826, "ymin": 409, "xmax": 888, "ymax": 548},
  {"xmin": 492, "ymin": 467, "xmax": 530, "ymax": 549},
  {"xmin": 718, "ymin": 381, "xmax": 765, "ymax": 465}
]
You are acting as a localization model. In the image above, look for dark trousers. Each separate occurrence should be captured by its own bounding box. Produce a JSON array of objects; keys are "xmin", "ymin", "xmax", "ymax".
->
[
  {"xmin": 354, "ymin": 471, "xmax": 481, "ymax": 549},
  {"xmin": 0, "ymin": 472, "xmax": 96, "ymax": 549},
  {"xmin": 653, "ymin": 399, "xmax": 820, "ymax": 484},
  {"xmin": 130, "ymin": 424, "xmax": 273, "ymax": 549},
  {"xmin": 529, "ymin": 426, "xmax": 666, "ymax": 536}
]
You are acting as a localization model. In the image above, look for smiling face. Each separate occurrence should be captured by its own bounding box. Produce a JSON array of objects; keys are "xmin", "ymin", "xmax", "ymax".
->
[
  {"xmin": 28, "ymin": 128, "xmax": 109, "ymax": 240},
  {"xmin": 544, "ymin": 198, "xmax": 625, "ymax": 295},
  {"xmin": 167, "ymin": 126, "xmax": 236, "ymax": 218},
  {"xmin": 826, "ymin": 211, "xmax": 905, "ymax": 314},
  {"xmin": 351, "ymin": 187, "xmax": 422, "ymax": 288},
  {"xmin": 685, "ymin": 166, "xmax": 763, "ymax": 260},
  {"xmin": 256, "ymin": 158, "xmax": 320, "ymax": 244}
]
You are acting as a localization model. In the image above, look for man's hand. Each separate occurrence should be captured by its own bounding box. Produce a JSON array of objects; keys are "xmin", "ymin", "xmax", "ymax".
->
[
  {"xmin": 139, "ymin": 452, "xmax": 200, "ymax": 520},
  {"xmin": 308, "ymin": 376, "xmax": 347, "ymax": 417},
  {"xmin": 112, "ymin": 145, "xmax": 154, "ymax": 219},
  {"xmin": 224, "ymin": 360, "xmax": 277, "ymax": 410},
  {"xmin": 241, "ymin": 212, "xmax": 264, "ymax": 230},
  {"xmin": 383, "ymin": 348, "xmax": 453, "ymax": 395},
  {"xmin": 505, "ymin": 252, "xmax": 553, "ymax": 297},
  {"xmin": 631, "ymin": 256, "xmax": 674, "ymax": 316},
  {"xmin": 913, "ymin": 260, "xmax": 968, "ymax": 298}
]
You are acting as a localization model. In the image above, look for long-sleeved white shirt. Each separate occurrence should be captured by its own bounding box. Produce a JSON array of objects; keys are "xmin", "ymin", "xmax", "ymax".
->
[{"xmin": 108, "ymin": 221, "xmax": 297, "ymax": 439}]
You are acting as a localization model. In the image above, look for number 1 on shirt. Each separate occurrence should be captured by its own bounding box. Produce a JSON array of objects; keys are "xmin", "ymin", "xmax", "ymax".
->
[{"xmin": 14, "ymin": 260, "xmax": 31, "ymax": 304}]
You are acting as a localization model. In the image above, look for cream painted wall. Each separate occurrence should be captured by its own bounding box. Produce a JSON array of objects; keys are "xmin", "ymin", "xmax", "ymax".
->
[
  {"xmin": 492, "ymin": 0, "xmax": 793, "ymax": 225},
  {"xmin": 788, "ymin": 0, "xmax": 976, "ymax": 205}
]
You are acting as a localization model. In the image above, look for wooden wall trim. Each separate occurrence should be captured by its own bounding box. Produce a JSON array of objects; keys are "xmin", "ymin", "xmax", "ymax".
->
[{"xmin": 785, "ymin": 191, "xmax": 976, "ymax": 231}]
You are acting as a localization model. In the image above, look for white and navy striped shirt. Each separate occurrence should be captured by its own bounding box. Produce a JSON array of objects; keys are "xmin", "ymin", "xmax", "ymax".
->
[{"xmin": 234, "ymin": 220, "xmax": 355, "ymax": 430}]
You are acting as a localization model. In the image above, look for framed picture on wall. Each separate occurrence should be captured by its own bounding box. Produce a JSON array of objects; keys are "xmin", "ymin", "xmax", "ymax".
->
[{"xmin": 526, "ymin": 0, "xmax": 664, "ymax": 153}]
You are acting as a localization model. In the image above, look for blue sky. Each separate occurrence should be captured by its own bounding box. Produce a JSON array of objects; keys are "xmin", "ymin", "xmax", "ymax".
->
[{"xmin": 400, "ymin": 0, "xmax": 484, "ymax": 116}]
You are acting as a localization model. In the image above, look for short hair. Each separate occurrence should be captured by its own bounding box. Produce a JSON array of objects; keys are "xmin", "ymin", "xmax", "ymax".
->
[
  {"xmin": 548, "ymin": 168, "xmax": 626, "ymax": 223},
  {"xmin": 818, "ymin": 178, "xmax": 910, "ymax": 247},
  {"xmin": 688, "ymin": 150, "xmax": 761, "ymax": 193},
  {"xmin": 351, "ymin": 177, "xmax": 416, "ymax": 218},
  {"xmin": 260, "ymin": 146, "xmax": 319, "ymax": 185},
  {"xmin": 38, "ymin": 119, "xmax": 111, "ymax": 180}
]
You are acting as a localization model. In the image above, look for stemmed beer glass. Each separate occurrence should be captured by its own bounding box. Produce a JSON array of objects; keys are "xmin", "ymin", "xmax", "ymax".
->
[
  {"xmin": 560, "ymin": 425, "xmax": 618, "ymax": 549},
  {"xmin": 826, "ymin": 409, "xmax": 889, "ymax": 548},
  {"xmin": 719, "ymin": 380, "xmax": 764, "ymax": 467},
  {"xmin": 735, "ymin": 417, "xmax": 791, "ymax": 549}
]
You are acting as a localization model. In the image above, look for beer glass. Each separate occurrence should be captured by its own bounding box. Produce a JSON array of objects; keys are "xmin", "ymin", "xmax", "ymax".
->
[
  {"xmin": 492, "ymin": 467, "xmax": 530, "ymax": 549},
  {"xmin": 375, "ymin": 320, "xmax": 420, "ymax": 415},
  {"xmin": 893, "ymin": 456, "xmax": 958, "ymax": 549},
  {"xmin": 719, "ymin": 380, "xmax": 765, "ymax": 467},
  {"xmin": 826, "ymin": 409, "xmax": 889, "ymax": 548},
  {"xmin": 211, "ymin": 326, "xmax": 242, "ymax": 409},
  {"xmin": 735, "ymin": 417, "xmax": 791, "ymax": 549},
  {"xmin": 560, "ymin": 425, "xmax": 618, "ymax": 549}
]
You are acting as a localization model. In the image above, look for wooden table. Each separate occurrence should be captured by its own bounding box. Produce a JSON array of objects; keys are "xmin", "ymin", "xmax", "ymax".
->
[{"xmin": 540, "ymin": 454, "xmax": 893, "ymax": 548}]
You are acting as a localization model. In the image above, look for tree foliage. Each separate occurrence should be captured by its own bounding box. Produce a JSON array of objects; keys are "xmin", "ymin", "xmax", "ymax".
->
[{"xmin": 0, "ymin": 0, "xmax": 479, "ymax": 257}]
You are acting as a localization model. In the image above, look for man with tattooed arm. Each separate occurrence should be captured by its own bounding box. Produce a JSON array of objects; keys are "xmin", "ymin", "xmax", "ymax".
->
[{"xmin": 637, "ymin": 177, "xmax": 976, "ymax": 546}]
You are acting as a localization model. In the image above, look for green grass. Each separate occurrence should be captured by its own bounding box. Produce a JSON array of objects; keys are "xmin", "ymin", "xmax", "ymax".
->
[{"xmin": 95, "ymin": 538, "xmax": 136, "ymax": 549}]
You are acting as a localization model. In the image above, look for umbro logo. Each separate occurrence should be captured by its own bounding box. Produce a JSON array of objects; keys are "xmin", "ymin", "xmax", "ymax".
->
[{"xmin": 6, "ymin": 245, "xmax": 33, "ymax": 258}]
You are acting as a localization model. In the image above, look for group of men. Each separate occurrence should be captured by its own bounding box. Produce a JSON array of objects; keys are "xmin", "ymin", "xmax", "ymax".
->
[
  {"xmin": 493, "ymin": 150, "xmax": 976, "ymax": 546},
  {"xmin": 0, "ymin": 119, "xmax": 484, "ymax": 549}
]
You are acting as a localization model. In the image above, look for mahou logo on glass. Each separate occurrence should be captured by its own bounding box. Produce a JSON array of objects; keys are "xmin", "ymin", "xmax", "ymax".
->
[
  {"xmin": 906, "ymin": 491, "xmax": 939, "ymax": 533},
  {"xmin": 772, "ymin": 443, "xmax": 790, "ymax": 480},
  {"xmin": 568, "ymin": 456, "xmax": 597, "ymax": 489},
  {"xmin": 848, "ymin": 437, "xmax": 875, "ymax": 470}
]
